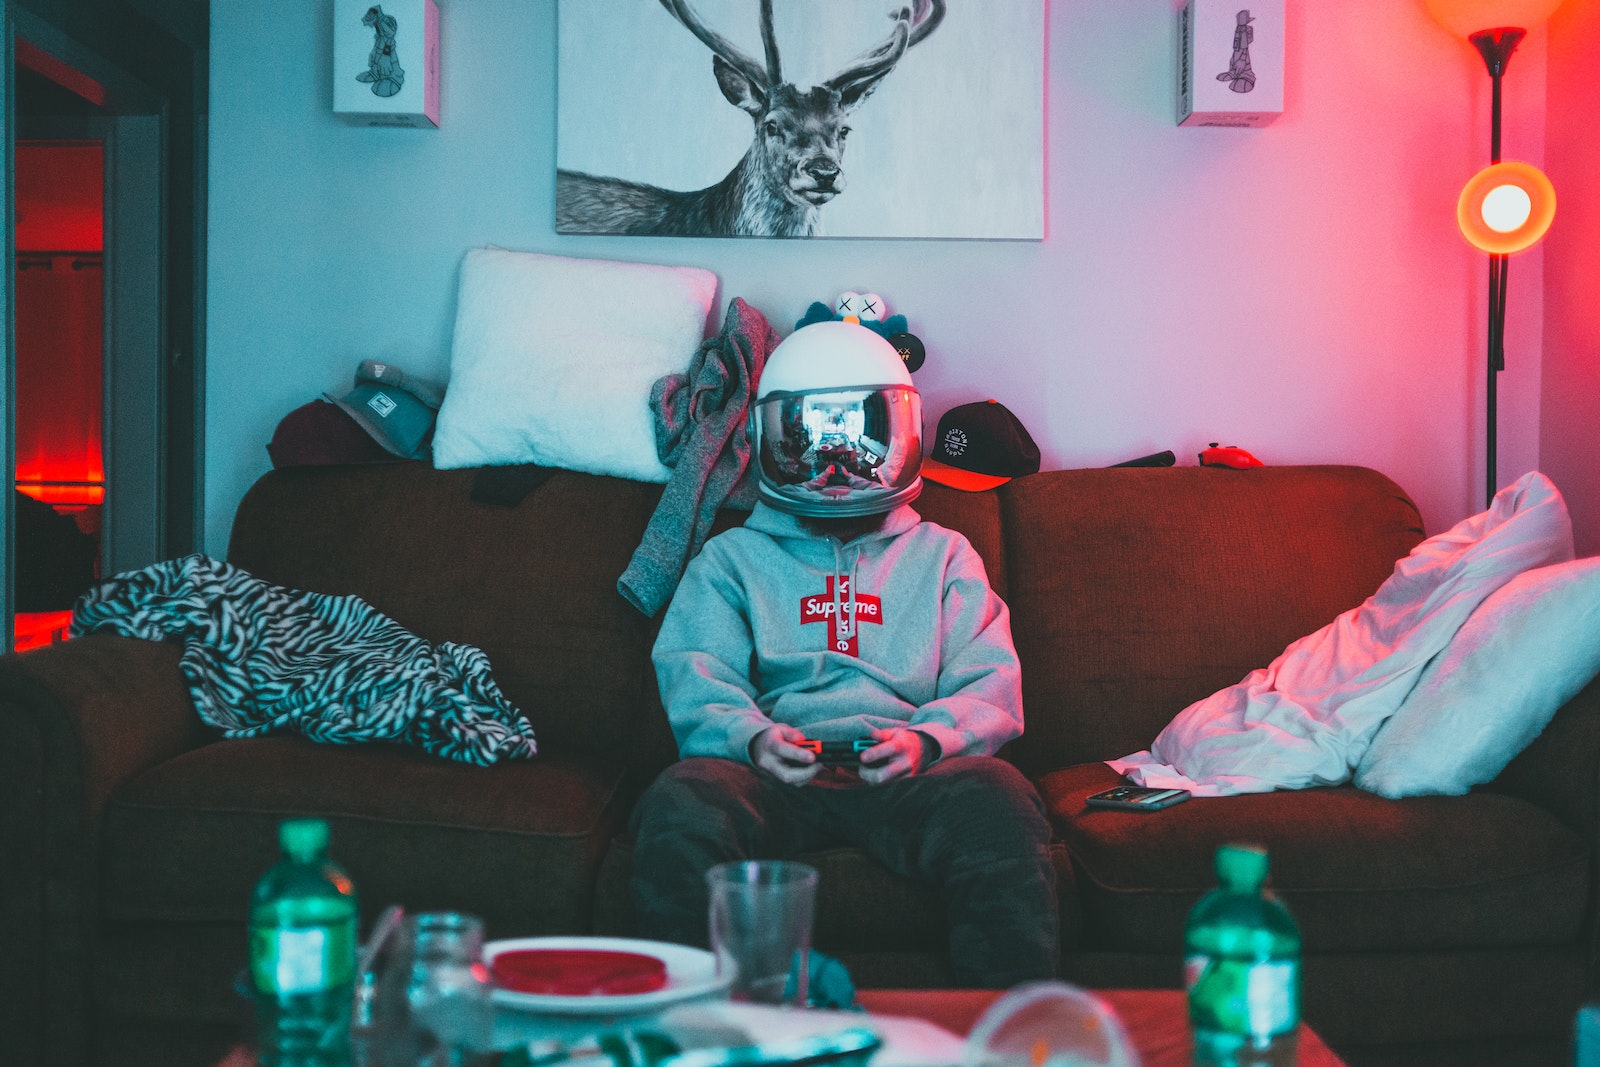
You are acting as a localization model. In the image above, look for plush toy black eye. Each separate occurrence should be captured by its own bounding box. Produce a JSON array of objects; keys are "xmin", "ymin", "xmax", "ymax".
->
[{"xmin": 888, "ymin": 332, "xmax": 925, "ymax": 373}]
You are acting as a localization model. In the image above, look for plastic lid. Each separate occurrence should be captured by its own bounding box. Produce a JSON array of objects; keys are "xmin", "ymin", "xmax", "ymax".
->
[
  {"xmin": 1216, "ymin": 844, "xmax": 1268, "ymax": 889},
  {"xmin": 964, "ymin": 981, "xmax": 1137, "ymax": 1067},
  {"xmin": 280, "ymin": 818, "xmax": 329, "ymax": 858}
]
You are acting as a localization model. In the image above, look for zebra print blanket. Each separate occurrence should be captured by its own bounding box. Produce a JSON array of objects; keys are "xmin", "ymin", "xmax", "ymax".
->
[{"xmin": 71, "ymin": 554, "xmax": 537, "ymax": 764}]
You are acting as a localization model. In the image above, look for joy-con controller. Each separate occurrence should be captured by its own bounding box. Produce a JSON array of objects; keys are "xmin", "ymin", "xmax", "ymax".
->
[{"xmin": 796, "ymin": 738, "xmax": 876, "ymax": 765}]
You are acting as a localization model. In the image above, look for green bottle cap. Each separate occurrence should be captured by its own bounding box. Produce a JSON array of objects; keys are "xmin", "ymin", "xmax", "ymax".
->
[
  {"xmin": 279, "ymin": 818, "xmax": 329, "ymax": 859},
  {"xmin": 1216, "ymin": 843, "xmax": 1268, "ymax": 889}
]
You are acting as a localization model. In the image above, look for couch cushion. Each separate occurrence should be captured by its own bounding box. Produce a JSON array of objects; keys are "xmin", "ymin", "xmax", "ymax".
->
[
  {"xmin": 913, "ymin": 482, "xmax": 1008, "ymax": 601},
  {"xmin": 997, "ymin": 466, "xmax": 1425, "ymax": 773},
  {"xmin": 102, "ymin": 737, "xmax": 631, "ymax": 937},
  {"xmin": 226, "ymin": 464, "xmax": 682, "ymax": 775},
  {"xmin": 1043, "ymin": 762, "xmax": 1589, "ymax": 954}
]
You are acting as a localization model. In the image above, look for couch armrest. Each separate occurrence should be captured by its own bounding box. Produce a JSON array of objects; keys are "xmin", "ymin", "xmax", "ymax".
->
[
  {"xmin": 1488, "ymin": 675, "xmax": 1600, "ymax": 977},
  {"xmin": 1491, "ymin": 676, "xmax": 1600, "ymax": 839},
  {"xmin": 0, "ymin": 634, "xmax": 204, "ymax": 1066}
]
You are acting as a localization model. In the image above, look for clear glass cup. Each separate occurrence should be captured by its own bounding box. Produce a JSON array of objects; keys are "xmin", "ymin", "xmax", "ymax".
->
[
  {"xmin": 706, "ymin": 860, "xmax": 819, "ymax": 1007},
  {"xmin": 374, "ymin": 911, "xmax": 494, "ymax": 1065}
]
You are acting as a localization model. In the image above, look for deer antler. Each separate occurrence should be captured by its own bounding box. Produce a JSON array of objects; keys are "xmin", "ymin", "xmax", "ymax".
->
[
  {"xmin": 823, "ymin": 0, "xmax": 945, "ymax": 98},
  {"xmin": 758, "ymin": 0, "xmax": 782, "ymax": 85},
  {"xmin": 658, "ymin": 0, "xmax": 779, "ymax": 89}
]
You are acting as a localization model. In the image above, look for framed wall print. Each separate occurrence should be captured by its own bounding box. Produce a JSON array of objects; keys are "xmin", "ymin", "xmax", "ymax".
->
[
  {"xmin": 333, "ymin": 0, "xmax": 441, "ymax": 127},
  {"xmin": 556, "ymin": 0, "xmax": 1045, "ymax": 239}
]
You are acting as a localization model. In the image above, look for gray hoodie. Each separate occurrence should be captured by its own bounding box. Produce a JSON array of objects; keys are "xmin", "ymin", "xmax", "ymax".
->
[{"xmin": 652, "ymin": 501, "xmax": 1025, "ymax": 765}]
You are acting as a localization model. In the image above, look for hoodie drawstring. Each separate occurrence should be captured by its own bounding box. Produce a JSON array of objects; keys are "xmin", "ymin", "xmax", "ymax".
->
[{"xmin": 830, "ymin": 538, "xmax": 861, "ymax": 646}]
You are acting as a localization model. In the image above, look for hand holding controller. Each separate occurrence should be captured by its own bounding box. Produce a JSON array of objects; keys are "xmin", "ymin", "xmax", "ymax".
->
[
  {"xmin": 860, "ymin": 728, "xmax": 941, "ymax": 785},
  {"xmin": 750, "ymin": 724, "xmax": 821, "ymax": 785},
  {"xmin": 795, "ymin": 738, "xmax": 876, "ymax": 766}
]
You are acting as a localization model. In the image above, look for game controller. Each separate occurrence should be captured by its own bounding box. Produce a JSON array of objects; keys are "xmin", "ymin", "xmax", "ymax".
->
[
  {"xmin": 1198, "ymin": 443, "xmax": 1263, "ymax": 469},
  {"xmin": 797, "ymin": 738, "xmax": 877, "ymax": 766}
]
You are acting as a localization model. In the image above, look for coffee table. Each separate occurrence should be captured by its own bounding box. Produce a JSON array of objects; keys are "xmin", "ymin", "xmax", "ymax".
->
[
  {"xmin": 857, "ymin": 988, "xmax": 1347, "ymax": 1067},
  {"xmin": 219, "ymin": 987, "xmax": 1347, "ymax": 1066}
]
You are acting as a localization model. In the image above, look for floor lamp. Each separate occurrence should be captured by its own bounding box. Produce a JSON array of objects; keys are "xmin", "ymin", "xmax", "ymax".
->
[{"xmin": 1423, "ymin": 0, "xmax": 1562, "ymax": 508}]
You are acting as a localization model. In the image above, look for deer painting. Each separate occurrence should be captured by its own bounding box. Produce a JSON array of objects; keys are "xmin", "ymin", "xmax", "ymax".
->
[{"xmin": 556, "ymin": 0, "xmax": 946, "ymax": 238}]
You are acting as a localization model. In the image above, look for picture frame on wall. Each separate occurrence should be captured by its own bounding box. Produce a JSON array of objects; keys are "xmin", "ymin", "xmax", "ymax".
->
[
  {"xmin": 555, "ymin": 0, "xmax": 1044, "ymax": 240},
  {"xmin": 332, "ymin": 0, "xmax": 441, "ymax": 128}
]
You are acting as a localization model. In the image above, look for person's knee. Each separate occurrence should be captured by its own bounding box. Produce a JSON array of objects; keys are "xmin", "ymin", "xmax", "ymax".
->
[
  {"xmin": 636, "ymin": 758, "xmax": 754, "ymax": 821},
  {"xmin": 934, "ymin": 755, "xmax": 1030, "ymax": 788},
  {"xmin": 632, "ymin": 757, "xmax": 773, "ymax": 859},
  {"xmin": 928, "ymin": 757, "xmax": 1048, "ymax": 830}
]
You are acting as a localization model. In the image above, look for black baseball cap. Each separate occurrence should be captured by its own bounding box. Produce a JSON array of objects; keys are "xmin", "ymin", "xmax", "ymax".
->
[{"xmin": 922, "ymin": 399, "xmax": 1041, "ymax": 491}]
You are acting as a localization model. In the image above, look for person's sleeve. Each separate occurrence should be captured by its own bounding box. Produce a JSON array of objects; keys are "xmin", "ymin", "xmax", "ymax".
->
[
  {"xmin": 908, "ymin": 539, "xmax": 1025, "ymax": 759},
  {"xmin": 651, "ymin": 545, "xmax": 774, "ymax": 763}
]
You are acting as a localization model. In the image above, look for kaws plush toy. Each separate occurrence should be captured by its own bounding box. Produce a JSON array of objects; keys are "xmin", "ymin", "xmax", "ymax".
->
[{"xmin": 795, "ymin": 291, "xmax": 926, "ymax": 372}]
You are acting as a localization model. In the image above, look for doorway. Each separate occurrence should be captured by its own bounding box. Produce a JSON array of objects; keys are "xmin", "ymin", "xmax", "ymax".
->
[
  {"xmin": 6, "ymin": 17, "xmax": 186, "ymax": 654},
  {"xmin": 13, "ymin": 136, "xmax": 104, "ymax": 648}
]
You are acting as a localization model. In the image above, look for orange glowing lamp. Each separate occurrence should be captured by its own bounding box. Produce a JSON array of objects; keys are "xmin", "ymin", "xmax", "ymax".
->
[
  {"xmin": 1423, "ymin": 0, "xmax": 1565, "ymax": 38},
  {"xmin": 1457, "ymin": 160, "xmax": 1556, "ymax": 254},
  {"xmin": 1420, "ymin": 0, "xmax": 1565, "ymax": 508}
]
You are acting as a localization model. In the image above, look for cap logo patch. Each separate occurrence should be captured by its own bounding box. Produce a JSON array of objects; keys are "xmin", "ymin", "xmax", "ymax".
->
[
  {"xmin": 942, "ymin": 428, "xmax": 968, "ymax": 457},
  {"xmin": 367, "ymin": 391, "xmax": 398, "ymax": 418}
]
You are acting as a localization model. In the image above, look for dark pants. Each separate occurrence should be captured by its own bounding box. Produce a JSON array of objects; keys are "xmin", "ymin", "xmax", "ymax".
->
[{"xmin": 629, "ymin": 755, "xmax": 1059, "ymax": 988}]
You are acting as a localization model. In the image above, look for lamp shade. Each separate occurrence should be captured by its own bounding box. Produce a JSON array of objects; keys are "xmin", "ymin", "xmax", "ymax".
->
[
  {"xmin": 1423, "ymin": 0, "xmax": 1565, "ymax": 38},
  {"xmin": 1457, "ymin": 160, "xmax": 1556, "ymax": 254}
]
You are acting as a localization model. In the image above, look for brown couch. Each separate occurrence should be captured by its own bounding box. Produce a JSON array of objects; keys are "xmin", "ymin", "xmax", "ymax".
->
[{"xmin": 3, "ymin": 462, "xmax": 1595, "ymax": 1067}]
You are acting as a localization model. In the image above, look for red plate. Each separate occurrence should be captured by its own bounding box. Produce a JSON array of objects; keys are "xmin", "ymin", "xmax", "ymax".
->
[{"xmin": 489, "ymin": 948, "xmax": 669, "ymax": 997}]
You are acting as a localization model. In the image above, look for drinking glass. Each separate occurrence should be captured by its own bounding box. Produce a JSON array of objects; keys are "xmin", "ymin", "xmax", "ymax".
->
[
  {"xmin": 706, "ymin": 860, "xmax": 819, "ymax": 1007},
  {"xmin": 374, "ymin": 911, "xmax": 494, "ymax": 1065}
]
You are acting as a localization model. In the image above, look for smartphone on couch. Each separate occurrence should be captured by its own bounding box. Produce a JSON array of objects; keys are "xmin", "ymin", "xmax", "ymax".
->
[{"xmin": 1085, "ymin": 785, "xmax": 1191, "ymax": 811}]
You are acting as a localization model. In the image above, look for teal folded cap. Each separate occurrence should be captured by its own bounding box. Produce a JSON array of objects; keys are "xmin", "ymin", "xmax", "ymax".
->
[{"xmin": 324, "ymin": 360, "xmax": 444, "ymax": 460}]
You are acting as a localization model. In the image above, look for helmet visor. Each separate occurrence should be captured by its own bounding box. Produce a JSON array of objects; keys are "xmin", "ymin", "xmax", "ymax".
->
[{"xmin": 753, "ymin": 386, "xmax": 923, "ymax": 516}]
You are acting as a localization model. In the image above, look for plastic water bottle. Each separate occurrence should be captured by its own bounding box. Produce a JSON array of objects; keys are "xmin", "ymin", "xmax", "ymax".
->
[
  {"xmin": 1185, "ymin": 844, "xmax": 1301, "ymax": 1067},
  {"xmin": 1578, "ymin": 999, "xmax": 1600, "ymax": 1067},
  {"xmin": 249, "ymin": 818, "xmax": 360, "ymax": 1066}
]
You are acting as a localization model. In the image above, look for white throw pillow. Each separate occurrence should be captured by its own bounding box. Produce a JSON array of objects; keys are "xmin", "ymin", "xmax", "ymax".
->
[
  {"xmin": 1109, "ymin": 470, "xmax": 1574, "ymax": 795},
  {"xmin": 432, "ymin": 248, "xmax": 717, "ymax": 480},
  {"xmin": 1355, "ymin": 555, "xmax": 1600, "ymax": 798}
]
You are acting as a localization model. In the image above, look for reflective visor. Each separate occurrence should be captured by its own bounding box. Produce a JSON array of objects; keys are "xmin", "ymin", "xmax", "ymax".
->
[{"xmin": 752, "ymin": 386, "xmax": 923, "ymax": 517}]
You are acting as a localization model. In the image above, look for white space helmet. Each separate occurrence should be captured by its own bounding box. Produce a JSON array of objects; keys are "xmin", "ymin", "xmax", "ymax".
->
[{"xmin": 751, "ymin": 321, "xmax": 923, "ymax": 517}]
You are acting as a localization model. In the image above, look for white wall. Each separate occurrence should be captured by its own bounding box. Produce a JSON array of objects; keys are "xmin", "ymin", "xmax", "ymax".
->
[{"xmin": 207, "ymin": 0, "xmax": 1550, "ymax": 554}]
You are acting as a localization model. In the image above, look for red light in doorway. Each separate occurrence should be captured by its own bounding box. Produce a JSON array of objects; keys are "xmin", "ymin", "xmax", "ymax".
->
[{"xmin": 14, "ymin": 38, "xmax": 106, "ymax": 107}]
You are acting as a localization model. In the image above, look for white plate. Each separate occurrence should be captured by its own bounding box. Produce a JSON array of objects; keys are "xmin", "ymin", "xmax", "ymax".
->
[{"xmin": 483, "ymin": 936, "xmax": 732, "ymax": 1016}]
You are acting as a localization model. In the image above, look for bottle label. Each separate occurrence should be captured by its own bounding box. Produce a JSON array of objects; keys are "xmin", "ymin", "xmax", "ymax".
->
[
  {"xmin": 1186, "ymin": 953, "xmax": 1298, "ymax": 1039},
  {"xmin": 251, "ymin": 920, "xmax": 356, "ymax": 995}
]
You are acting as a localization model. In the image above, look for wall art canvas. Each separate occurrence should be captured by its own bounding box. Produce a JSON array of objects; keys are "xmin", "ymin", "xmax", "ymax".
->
[
  {"xmin": 1178, "ymin": 0, "xmax": 1284, "ymax": 127},
  {"xmin": 333, "ymin": 0, "xmax": 440, "ymax": 127},
  {"xmin": 556, "ymin": 0, "xmax": 1044, "ymax": 239}
]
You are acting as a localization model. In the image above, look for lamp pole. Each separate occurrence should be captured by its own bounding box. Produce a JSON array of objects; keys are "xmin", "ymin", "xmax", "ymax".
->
[{"xmin": 1470, "ymin": 28, "xmax": 1525, "ymax": 508}]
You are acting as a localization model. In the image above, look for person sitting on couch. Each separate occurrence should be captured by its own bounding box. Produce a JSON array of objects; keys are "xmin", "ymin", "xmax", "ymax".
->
[{"xmin": 629, "ymin": 321, "xmax": 1059, "ymax": 988}]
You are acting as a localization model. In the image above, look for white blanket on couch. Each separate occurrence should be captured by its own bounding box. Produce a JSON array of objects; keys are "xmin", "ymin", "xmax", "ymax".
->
[{"xmin": 1108, "ymin": 472, "xmax": 1572, "ymax": 795}]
